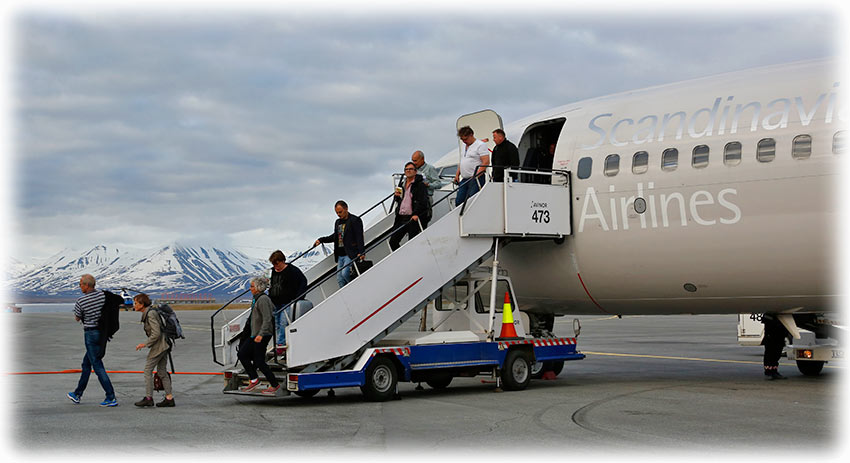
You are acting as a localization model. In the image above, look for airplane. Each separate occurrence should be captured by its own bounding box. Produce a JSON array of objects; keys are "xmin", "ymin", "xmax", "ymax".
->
[
  {"xmin": 427, "ymin": 58, "xmax": 843, "ymax": 375},
  {"xmin": 213, "ymin": 59, "xmax": 843, "ymax": 380}
]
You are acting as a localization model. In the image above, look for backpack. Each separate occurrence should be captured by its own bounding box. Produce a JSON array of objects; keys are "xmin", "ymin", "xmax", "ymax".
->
[
  {"xmin": 150, "ymin": 303, "xmax": 185, "ymax": 345},
  {"xmin": 99, "ymin": 290, "xmax": 124, "ymax": 342}
]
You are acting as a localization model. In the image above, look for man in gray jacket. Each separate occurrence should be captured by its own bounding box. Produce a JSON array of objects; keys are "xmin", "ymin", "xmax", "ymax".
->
[
  {"xmin": 237, "ymin": 276, "xmax": 281, "ymax": 395},
  {"xmin": 411, "ymin": 150, "xmax": 446, "ymax": 202}
]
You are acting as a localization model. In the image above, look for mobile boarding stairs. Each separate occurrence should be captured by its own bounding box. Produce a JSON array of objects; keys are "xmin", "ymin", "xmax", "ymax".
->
[{"xmin": 211, "ymin": 169, "xmax": 579, "ymax": 399}]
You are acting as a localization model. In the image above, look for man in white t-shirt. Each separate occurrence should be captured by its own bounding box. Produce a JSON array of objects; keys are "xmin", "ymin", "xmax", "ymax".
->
[{"xmin": 452, "ymin": 125, "xmax": 490, "ymax": 206}]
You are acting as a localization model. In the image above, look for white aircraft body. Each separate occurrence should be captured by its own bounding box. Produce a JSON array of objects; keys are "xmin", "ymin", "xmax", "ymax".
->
[{"xmin": 434, "ymin": 59, "xmax": 843, "ymax": 321}]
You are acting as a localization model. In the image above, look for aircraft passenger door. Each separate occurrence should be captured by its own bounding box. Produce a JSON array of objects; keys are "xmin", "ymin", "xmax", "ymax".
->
[{"xmin": 456, "ymin": 109, "xmax": 503, "ymax": 163}]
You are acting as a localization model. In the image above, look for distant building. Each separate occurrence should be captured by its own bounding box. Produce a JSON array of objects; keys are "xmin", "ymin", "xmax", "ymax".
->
[{"xmin": 157, "ymin": 293, "xmax": 216, "ymax": 304}]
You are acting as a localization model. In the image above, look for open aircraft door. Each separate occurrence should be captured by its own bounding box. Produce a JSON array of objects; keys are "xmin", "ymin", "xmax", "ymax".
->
[{"xmin": 456, "ymin": 109, "xmax": 503, "ymax": 159}]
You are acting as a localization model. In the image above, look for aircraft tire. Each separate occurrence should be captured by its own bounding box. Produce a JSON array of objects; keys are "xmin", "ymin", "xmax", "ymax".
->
[
  {"xmin": 796, "ymin": 360, "xmax": 825, "ymax": 376},
  {"xmin": 501, "ymin": 349, "xmax": 532, "ymax": 391},
  {"xmin": 360, "ymin": 356, "xmax": 398, "ymax": 402}
]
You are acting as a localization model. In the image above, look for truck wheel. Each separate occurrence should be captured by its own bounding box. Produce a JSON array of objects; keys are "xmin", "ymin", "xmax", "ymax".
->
[
  {"xmin": 797, "ymin": 360, "xmax": 825, "ymax": 376},
  {"xmin": 531, "ymin": 361, "xmax": 544, "ymax": 379},
  {"xmin": 531, "ymin": 360, "xmax": 564, "ymax": 379},
  {"xmin": 361, "ymin": 356, "xmax": 398, "ymax": 402},
  {"xmin": 294, "ymin": 389, "xmax": 319, "ymax": 398},
  {"xmin": 425, "ymin": 375, "xmax": 452, "ymax": 389},
  {"xmin": 549, "ymin": 360, "xmax": 564, "ymax": 376},
  {"xmin": 501, "ymin": 349, "xmax": 531, "ymax": 391}
]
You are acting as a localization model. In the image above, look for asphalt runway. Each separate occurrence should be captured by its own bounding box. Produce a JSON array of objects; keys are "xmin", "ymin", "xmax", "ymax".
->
[{"xmin": 2, "ymin": 309, "xmax": 843, "ymax": 458}]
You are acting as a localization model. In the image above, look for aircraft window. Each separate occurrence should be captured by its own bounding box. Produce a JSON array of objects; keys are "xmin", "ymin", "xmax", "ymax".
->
[
  {"xmin": 724, "ymin": 142, "xmax": 742, "ymax": 166},
  {"xmin": 834, "ymin": 131, "xmax": 846, "ymax": 154},
  {"xmin": 439, "ymin": 164, "xmax": 458, "ymax": 178},
  {"xmin": 577, "ymin": 157, "xmax": 592, "ymax": 179},
  {"xmin": 692, "ymin": 145, "xmax": 709, "ymax": 168},
  {"xmin": 661, "ymin": 148, "xmax": 678, "ymax": 171},
  {"xmin": 792, "ymin": 135, "xmax": 812, "ymax": 159},
  {"xmin": 757, "ymin": 138, "xmax": 775, "ymax": 162},
  {"xmin": 604, "ymin": 154, "xmax": 620, "ymax": 177},
  {"xmin": 632, "ymin": 151, "xmax": 648, "ymax": 174}
]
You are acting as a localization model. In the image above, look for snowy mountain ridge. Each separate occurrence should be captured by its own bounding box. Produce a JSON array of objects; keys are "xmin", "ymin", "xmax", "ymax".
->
[{"xmin": 4, "ymin": 243, "xmax": 324, "ymax": 298}]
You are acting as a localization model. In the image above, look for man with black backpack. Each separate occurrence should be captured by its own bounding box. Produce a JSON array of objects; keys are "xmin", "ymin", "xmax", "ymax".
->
[
  {"xmin": 133, "ymin": 293, "xmax": 176, "ymax": 407},
  {"xmin": 67, "ymin": 274, "xmax": 117, "ymax": 407}
]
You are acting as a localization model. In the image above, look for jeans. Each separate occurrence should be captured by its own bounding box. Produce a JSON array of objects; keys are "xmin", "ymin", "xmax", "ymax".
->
[
  {"xmin": 273, "ymin": 304, "xmax": 291, "ymax": 345},
  {"xmin": 74, "ymin": 329, "xmax": 115, "ymax": 400},
  {"xmin": 455, "ymin": 175, "xmax": 484, "ymax": 207},
  {"xmin": 337, "ymin": 255, "xmax": 354, "ymax": 288}
]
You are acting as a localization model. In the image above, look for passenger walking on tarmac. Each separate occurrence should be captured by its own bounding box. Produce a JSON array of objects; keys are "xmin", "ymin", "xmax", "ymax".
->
[
  {"xmin": 411, "ymin": 150, "xmax": 446, "ymax": 201},
  {"xmin": 268, "ymin": 250, "xmax": 307, "ymax": 349},
  {"xmin": 67, "ymin": 274, "xmax": 117, "ymax": 407},
  {"xmin": 314, "ymin": 200, "xmax": 365, "ymax": 288},
  {"xmin": 237, "ymin": 276, "xmax": 281, "ymax": 395},
  {"xmin": 490, "ymin": 128, "xmax": 520, "ymax": 182},
  {"xmin": 762, "ymin": 314, "xmax": 789, "ymax": 380},
  {"xmin": 389, "ymin": 162, "xmax": 431, "ymax": 251},
  {"xmin": 133, "ymin": 293, "xmax": 175, "ymax": 407},
  {"xmin": 453, "ymin": 125, "xmax": 489, "ymax": 206}
]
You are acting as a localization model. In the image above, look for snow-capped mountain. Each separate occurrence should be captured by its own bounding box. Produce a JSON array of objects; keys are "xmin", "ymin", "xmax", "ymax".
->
[
  {"xmin": 4, "ymin": 256, "xmax": 34, "ymax": 280},
  {"xmin": 193, "ymin": 247, "xmax": 328, "ymax": 296},
  {"xmin": 6, "ymin": 243, "xmax": 277, "ymax": 298}
]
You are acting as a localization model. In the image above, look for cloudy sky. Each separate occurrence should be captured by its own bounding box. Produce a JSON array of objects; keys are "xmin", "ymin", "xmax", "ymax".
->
[{"xmin": 1, "ymin": 1, "xmax": 845, "ymax": 263}]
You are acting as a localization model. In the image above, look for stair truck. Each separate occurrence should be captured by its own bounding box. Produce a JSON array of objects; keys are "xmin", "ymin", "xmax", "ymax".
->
[{"xmin": 211, "ymin": 158, "xmax": 584, "ymax": 401}]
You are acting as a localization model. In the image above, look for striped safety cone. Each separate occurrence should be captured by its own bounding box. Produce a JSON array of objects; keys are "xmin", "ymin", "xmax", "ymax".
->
[{"xmin": 496, "ymin": 292, "xmax": 522, "ymax": 340}]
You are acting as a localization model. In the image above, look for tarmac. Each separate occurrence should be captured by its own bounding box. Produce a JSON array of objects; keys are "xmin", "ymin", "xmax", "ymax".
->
[{"xmin": 2, "ymin": 309, "xmax": 843, "ymax": 458}]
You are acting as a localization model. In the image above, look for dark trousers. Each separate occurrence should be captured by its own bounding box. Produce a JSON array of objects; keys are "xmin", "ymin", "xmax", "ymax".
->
[
  {"xmin": 762, "ymin": 317, "xmax": 788, "ymax": 368},
  {"xmin": 237, "ymin": 335, "xmax": 278, "ymax": 386},
  {"xmin": 389, "ymin": 214, "xmax": 429, "ymax": 251}
]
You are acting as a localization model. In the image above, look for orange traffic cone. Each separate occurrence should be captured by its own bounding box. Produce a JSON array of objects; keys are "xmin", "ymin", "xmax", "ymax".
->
[{"xmin": 497, "ymin": 292, "xmax": 521, "ymax": 340}]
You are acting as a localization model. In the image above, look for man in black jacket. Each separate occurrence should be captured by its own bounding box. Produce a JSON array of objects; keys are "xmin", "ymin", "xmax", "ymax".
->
[
  {"xmin": 315, "ymin": 200, "xmax": 365, "ymax": 288},
  {"xmin": 268, "ymin": 250, "xmax": 308, "ymax": 346},
  {"xmin": 389, "ymin": 162, "xmax": 431, "ymax": 251},
  {"xmin": 491, "ymin": 128, "xmax": 520, "ymax": 182}
]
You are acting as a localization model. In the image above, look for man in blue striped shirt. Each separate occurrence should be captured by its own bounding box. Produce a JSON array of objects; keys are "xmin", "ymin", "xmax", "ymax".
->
[{"xmin": 67, "ymin": 274, "xmax": 117, "ymax": 407}]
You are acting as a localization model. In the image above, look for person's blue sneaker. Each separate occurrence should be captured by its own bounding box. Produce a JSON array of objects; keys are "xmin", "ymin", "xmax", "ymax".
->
[
  {"xmin": 99, "ymin": 398, "xmax": 118, "ymax": 407},
  {"xmin": 66, "ymin": 392, "xmax": 80, "ymax": 404}
]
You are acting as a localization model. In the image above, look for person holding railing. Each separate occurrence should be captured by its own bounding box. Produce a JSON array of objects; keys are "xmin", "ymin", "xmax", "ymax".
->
[
  {"xmin": 268, "ymin": 250, "xmax": 307, "ymax": 349},
  {"xmin": 237, "ymin": 276, "xmax": 281, "ymax": 395},
  {"xmin": 389, "ymin": 162, "xmax": 431, "ymax": 251},
  {"xmin": 453, "ymin": 125, "xmax": 489, "ymax": 206},
  {"xmin": 314, "ymin": 200, "xmax": 366, "ymax": 288}
]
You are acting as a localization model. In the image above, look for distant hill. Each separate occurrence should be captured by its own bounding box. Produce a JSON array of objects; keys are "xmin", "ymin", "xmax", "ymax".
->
[{"xmin": 4, "ymin": 243, "xmax": 324, "ymax": 300}]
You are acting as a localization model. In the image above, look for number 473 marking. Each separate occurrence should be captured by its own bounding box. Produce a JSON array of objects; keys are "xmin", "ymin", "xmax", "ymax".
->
[{"xmin": 531, "ymin": 210, "xmax": 550, "ymax": 224}]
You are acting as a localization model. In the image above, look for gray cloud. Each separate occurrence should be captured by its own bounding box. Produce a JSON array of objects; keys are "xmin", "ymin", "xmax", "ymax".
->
[{"xmin": 8, "ymin": 6, "xmax": 840, "ymax": 260}]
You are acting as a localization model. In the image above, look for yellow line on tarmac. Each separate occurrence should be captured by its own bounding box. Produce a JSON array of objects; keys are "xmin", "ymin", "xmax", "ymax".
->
[{"xmin": 582, "ymin": 351, "xmax": 842, "ymax": 369}]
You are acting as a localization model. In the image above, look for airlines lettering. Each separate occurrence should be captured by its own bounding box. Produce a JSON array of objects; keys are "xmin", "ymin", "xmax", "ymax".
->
[
  {"xmin": 581, "ymin": 83, "xmax": 841, "ymax": 150},
  {"xmin": 577, "ymin": 183, "xmax": 741, "ymax": 232}
]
